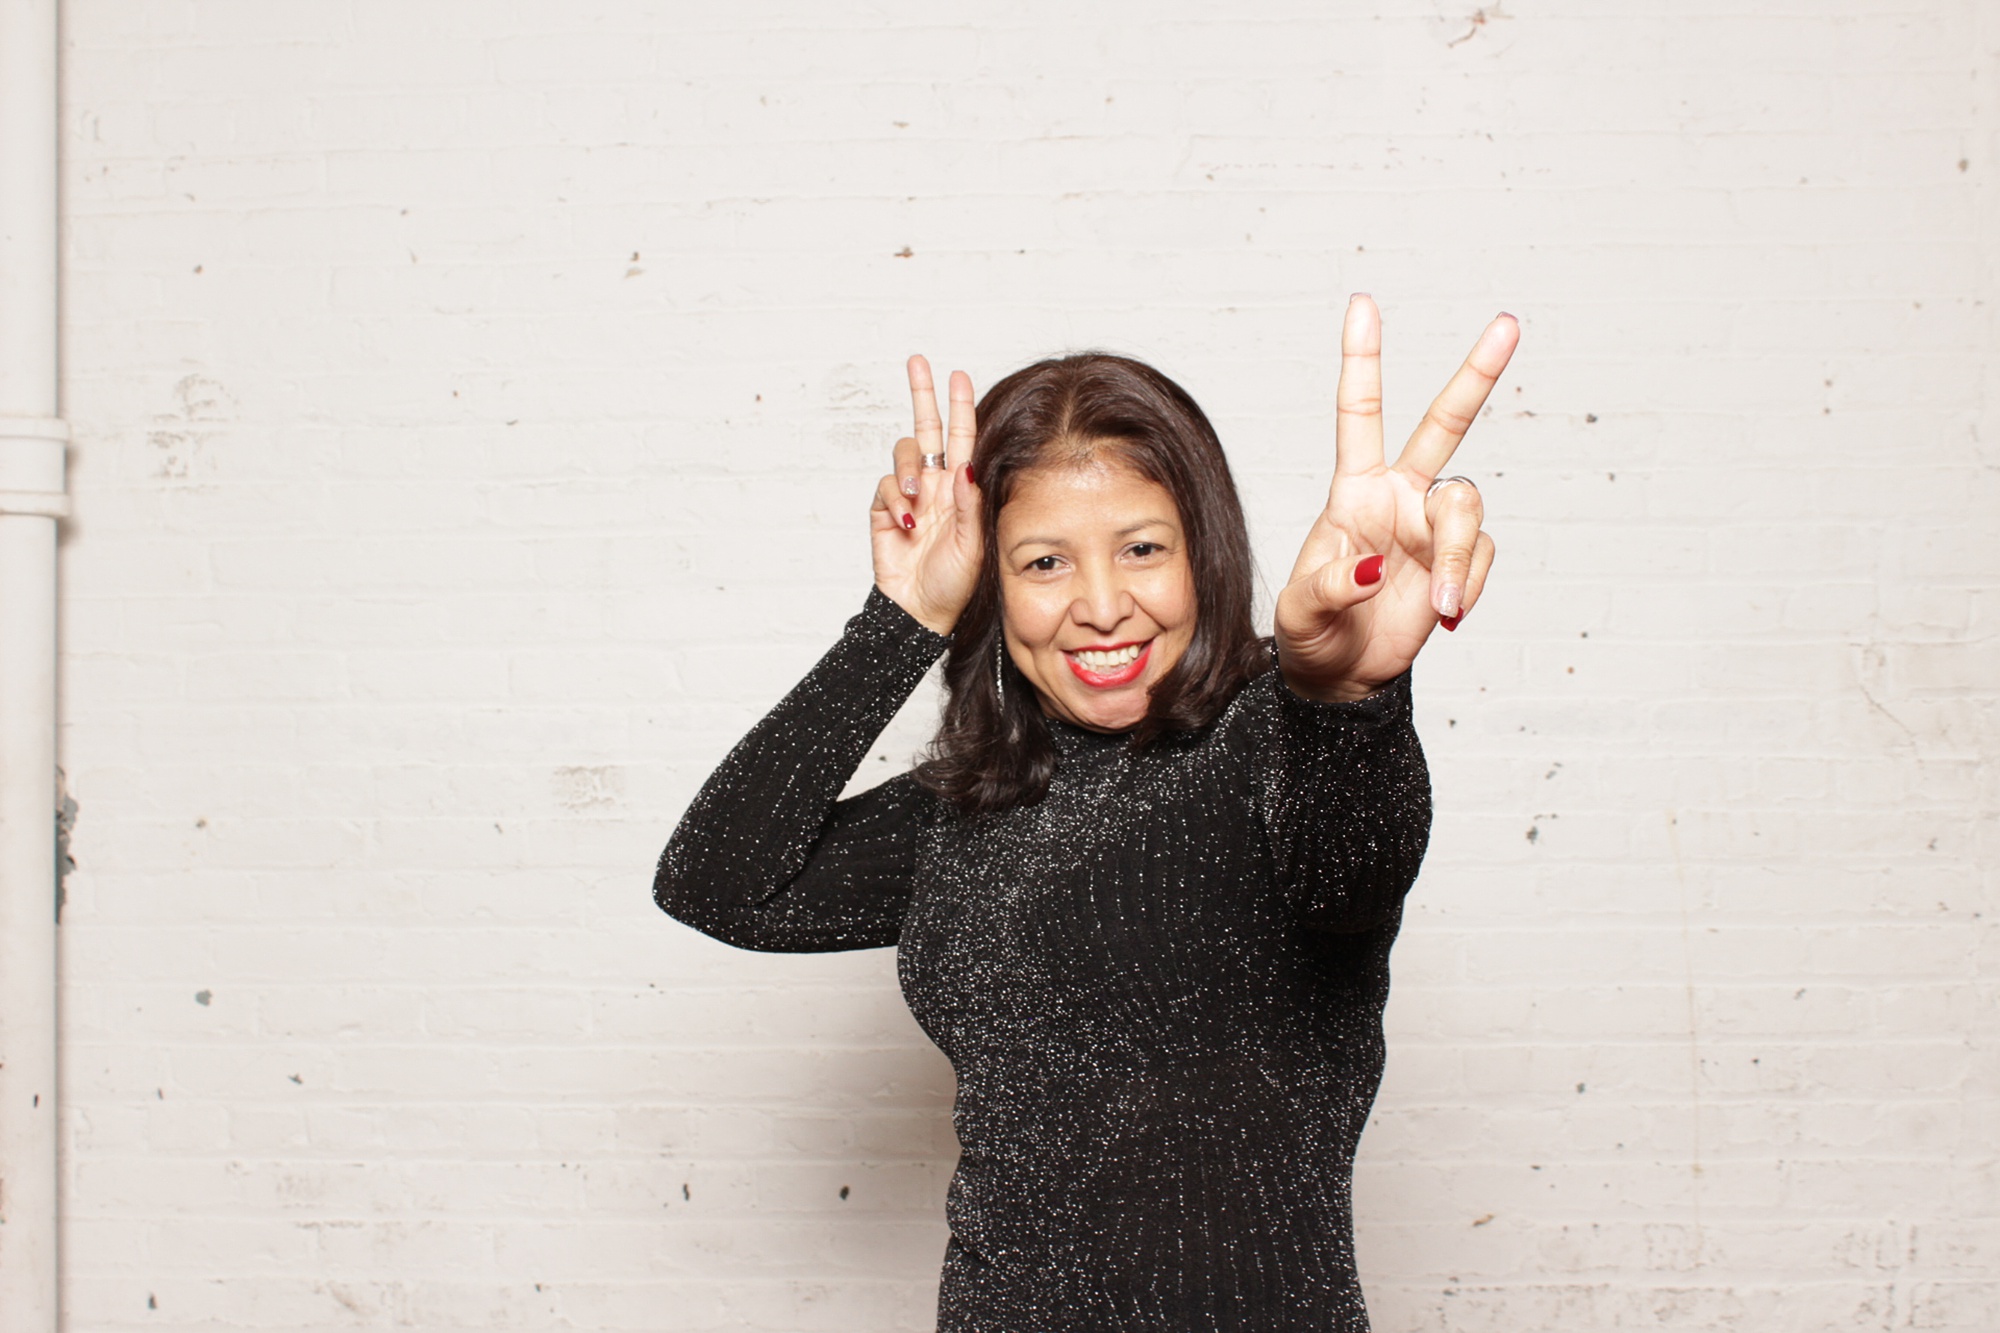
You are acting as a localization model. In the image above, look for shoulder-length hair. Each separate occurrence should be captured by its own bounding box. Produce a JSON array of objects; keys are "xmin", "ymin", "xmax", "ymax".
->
[{"xmin": 913, "ymin": 352, "xmax": 1269, "ymax": 816}]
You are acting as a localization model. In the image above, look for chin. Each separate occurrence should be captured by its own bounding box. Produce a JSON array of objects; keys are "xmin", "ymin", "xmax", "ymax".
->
[{"xmin": 1056, "ymin": 686, "xmax": 1151, "ymax": 733}]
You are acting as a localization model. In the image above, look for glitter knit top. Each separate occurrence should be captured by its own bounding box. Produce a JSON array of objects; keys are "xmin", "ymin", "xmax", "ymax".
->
[{"xmin": 656, "ymin": 589, "xmax": 1432, "ymax": 1332}]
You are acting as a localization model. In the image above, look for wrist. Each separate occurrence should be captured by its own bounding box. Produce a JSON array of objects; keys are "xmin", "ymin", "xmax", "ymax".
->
[
  {"xmin": 1281, "ymin": 670, "xmax": 1380, "ymax": 705},
  {"xmin": 878, "ymin": 585, "xmax": 958, "ymax": 638}
]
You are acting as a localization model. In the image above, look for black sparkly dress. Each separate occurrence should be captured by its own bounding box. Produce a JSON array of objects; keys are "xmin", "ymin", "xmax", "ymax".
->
[{"xmin": 656, "ymin": 590, "xmax": 1432, "ymax": 1332}]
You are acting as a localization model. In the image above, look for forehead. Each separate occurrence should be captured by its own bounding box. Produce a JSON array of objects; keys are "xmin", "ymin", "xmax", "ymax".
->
[{"xmin": 997, "ymin": 459, "xmax": 1181, "ymax": 541}]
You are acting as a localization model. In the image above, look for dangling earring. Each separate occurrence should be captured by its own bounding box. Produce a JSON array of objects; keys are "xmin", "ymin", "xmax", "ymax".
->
[{"xmin": 994, "ymin": 635, "xmax": 1006, "ymax": 708}]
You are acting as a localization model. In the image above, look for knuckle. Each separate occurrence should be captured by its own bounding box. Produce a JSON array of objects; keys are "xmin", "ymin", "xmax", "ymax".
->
[{"xmin": 1428, "ymin": 404, "xmax": 1475, "ymax": 435}]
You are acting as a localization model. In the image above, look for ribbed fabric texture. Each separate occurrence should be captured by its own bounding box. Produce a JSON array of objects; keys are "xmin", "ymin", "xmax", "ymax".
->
[{"xmin": 657, "ymin": 589, "xmax": 1433, "ymax": 1332}]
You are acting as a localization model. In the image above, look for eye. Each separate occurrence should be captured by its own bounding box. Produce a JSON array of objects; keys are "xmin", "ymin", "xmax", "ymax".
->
[
  {"xmin": 1127, "ymin": 542, "xmax": 1163, "ymax": 559},
  {"xmin": 1028, "ymin": 555, "xmax": 1061, "ymax": 572}
]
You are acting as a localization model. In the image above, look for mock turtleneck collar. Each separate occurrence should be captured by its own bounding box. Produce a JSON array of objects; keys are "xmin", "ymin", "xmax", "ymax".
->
[{"xmin": 1043, "ymin": 713, "xmax": 1130, "ymax": 759}]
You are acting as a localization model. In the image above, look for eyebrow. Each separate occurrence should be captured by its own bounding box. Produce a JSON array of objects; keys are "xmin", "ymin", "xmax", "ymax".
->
[{"xmin": 1005, "ymin": 518, "xmax": 1178, "ymax": 557}]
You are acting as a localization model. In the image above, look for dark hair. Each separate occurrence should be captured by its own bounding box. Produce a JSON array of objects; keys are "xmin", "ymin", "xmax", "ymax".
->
[{"xmin": 913, "ymin": 352, "xmax": 1269, "ymax": 815}]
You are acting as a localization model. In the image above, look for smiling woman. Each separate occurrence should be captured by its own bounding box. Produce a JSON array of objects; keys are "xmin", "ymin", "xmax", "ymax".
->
[
  {"xmin": 917, "ymin": 351, "xmax": 1266, "ymax": 811},
  {"xmin": 655, "ymin": 297, "xmax": 1517, "ymax": 1333}
]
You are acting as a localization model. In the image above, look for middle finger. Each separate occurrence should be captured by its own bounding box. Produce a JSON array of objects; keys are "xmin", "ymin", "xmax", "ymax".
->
[
  {"xmin": 908, "ymin": 355, "xmax": 945, "ymax": 458},
  {"xmin": 1396, "ymin": 313, "xmax": 1519, "ymax": 481}
]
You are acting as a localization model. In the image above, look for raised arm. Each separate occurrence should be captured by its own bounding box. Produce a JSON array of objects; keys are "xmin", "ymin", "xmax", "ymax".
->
[
  {"xmin": 1246, "ymin": 670, "xmax": 1432, "ymax": 933},
  {"xmin": 1251, "ymin": 295, "xmax": 1517, "ymax": 928},
  {"xmin": 655, "ymin": 589, "xmax": 947, "ymax": 952},
  {"xmin": 655, "ymin": 356, "xmax": 985, "ymax": 951}
]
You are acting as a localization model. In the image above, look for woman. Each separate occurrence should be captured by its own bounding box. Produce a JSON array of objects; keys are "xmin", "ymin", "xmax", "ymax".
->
[{"xmin": 657, "ymin": 295, "xmax": 1516, "ymax": 1331}]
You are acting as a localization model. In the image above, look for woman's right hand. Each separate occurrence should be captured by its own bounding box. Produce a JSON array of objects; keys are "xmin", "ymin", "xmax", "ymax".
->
[{"xmin": 871, "ymin": 355, "xmax": 983, "ymax": 637}]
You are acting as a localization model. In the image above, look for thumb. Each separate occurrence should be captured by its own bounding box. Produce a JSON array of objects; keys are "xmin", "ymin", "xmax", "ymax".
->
[
  {"xmin": 951, "ymin": 461, "xmax": 982, "ymax": 544},
  {"xmin": 1302, "ymin": 552, "xmax": 1387, "ymax": 620}
]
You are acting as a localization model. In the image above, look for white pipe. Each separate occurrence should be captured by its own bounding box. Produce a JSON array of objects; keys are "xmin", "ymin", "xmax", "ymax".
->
[{"xmin": 0, "ymin": 0, "xmax": 69, "ymax": 1327}]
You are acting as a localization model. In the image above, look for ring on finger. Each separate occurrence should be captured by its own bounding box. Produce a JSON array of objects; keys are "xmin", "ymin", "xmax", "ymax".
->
[
  {"xmin": 921, "ymin": 452, "xmax": 948, "ymax": 470},
  {"xmin": 1427, "ymin": 474, "xmax": 1477, "ymax": 499}
]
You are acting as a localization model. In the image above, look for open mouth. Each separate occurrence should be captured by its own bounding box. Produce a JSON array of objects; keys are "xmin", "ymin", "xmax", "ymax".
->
[{"xmin": 1063, "ymin": 640, "xmax": 1152, "ymax": 687}]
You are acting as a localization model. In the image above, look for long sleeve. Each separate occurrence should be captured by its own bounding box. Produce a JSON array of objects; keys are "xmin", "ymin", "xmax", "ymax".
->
[
  {"xmin": 1242, "ymin": 668, "xmax": 1432, "ymax": 933},
  {"xmin": 654, "ymin": 588, "xmax": 949, "ymax": 952}
]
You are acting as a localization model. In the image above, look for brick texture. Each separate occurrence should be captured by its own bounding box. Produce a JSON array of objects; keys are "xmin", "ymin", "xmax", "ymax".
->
[{"xmin": 55, "ymin": 1, "xmax": 1999, "ymax": 1329}]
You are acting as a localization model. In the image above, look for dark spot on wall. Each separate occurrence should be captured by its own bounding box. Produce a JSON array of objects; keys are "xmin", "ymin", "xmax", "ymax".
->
[
  {"xmin": 148, "ymin": 1294, "xmax": 156, "ymax": 1310},
  {"xmin": 288, "ymin": 1073, "xmax": 303, "ymax": 1085},
  {"xmin": 55, "ymin": 769, "xmax": 78, "ymax": 921},
  {"xmin": 1585, "ymin": 413, "xmax": 1597, "ymax": 422},
  {"xmin": 895, "ymin": 246, "xmax": 914, "ymax": 258},
  {"xmin": 682, "ymin": 1182, "xmax": 691, "ymax": 1200},
  {"xmin": 839, "ymin": 1185, "xmax": 851, "ymax": 1200},
  {"xmin": 194, "ymin": 990, "xmax": 211, "ymax": 1006},
  {"xmin": 1576, "ymin": 1082, "xmax": 1586, "ymax": 1093}
]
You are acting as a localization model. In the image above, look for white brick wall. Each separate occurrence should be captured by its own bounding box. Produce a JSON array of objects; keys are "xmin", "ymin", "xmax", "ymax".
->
[{"xmin": 54, "ymin": 1, "xmax": 1998, "ymax": 1328}]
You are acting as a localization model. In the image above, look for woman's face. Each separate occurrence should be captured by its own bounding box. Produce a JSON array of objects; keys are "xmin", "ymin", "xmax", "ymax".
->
[{"xmin": 996, "ymin": 456, "xmax": 1197, "ymax": 733}]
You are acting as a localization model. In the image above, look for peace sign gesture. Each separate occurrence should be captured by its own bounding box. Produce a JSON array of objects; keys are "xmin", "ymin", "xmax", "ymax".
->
[
  {"xmin": 1274, "ymin": 296, "xmax": 1520, "ymax": 703},
  {"xmin": 870, "ymin": 355, "xmax": 983, "ymax": 636}
]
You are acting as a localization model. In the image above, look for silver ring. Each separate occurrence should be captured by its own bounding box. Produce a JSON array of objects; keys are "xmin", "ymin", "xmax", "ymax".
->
[
  {"xmin": 921, "ymin": 452, "xmax": 948, "ymax": 470},
  {"xmin": 1426, "ymin": 474, "xmax": 1476, "ymax": 499}
]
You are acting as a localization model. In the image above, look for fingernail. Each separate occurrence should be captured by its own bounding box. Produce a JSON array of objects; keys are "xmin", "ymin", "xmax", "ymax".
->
[
  {"xmin": 1498, "ymin": 311, "xmax": 1517, "ymax": 322},
  {"xmin": 901, "ymin": 513, "xmax": 915, "ymax": 531},
  {"xmin": 901, "ymin": 476, "xmax": 918, "ymax": 497},
  {"xmin": 1441, "ymin": 613, "xmax": 1462, "ymax": 632},
  {"xmin": 1356, "ymin": 554, "xmax": 1384, "ymax": 586},
  {"xmin": 1437, "ymin": 585, "xmax": 1462, "ymax": 618},
  {"xmin": 1350, "ymin": 292, "xmax": 1371, "ymax": 304},
  {"xmin": 966, "ymin": 462, "xmax": 977, "ymax": 486}
]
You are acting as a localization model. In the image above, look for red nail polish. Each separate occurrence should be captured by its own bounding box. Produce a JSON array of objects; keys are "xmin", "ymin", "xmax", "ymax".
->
[
  {"xmin": 1356, "ymin": 554, "xmax": 1384, "ymax": 586},
  {"xmin": 901, "ymin": 513, "xmax": 915, "ymax": 530},
  {"xmin": 966, "ymin": 462, "xmax": 977, "ymax": 485},
  {"xmin": 1440, "ymin": 613, "xmax": 1462, "ymax": 631}
]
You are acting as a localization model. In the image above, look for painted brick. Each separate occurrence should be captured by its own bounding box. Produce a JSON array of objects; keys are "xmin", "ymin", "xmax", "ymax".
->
[{"xmin": 49, "ymin": 1, "xmax": 2000, "ymax": 1329}]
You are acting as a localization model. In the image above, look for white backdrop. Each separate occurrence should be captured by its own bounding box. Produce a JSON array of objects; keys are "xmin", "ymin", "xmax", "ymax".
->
[{"xmin": 56, "ymin": 2, "xmax": 1999, "ymax": 1329}]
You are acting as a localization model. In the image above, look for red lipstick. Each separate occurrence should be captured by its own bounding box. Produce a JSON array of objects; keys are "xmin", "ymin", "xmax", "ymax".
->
[{"xmin": 1063, "ymin": 641, "xmax": 1152, "ymax": 688}]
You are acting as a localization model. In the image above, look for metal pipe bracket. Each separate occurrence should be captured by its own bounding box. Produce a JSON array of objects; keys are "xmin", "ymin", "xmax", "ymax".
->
[{"xmin": 0, "ymin": 416, "xmax": 71, "ymax": 518}]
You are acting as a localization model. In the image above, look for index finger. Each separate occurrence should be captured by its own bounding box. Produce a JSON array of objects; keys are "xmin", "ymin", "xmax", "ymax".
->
[
  {"xmin": 946, "ymin": 370, "xmax": 976, "ymax": 469},
  {"xmin": 1334, "ymin": 294, "xmax": 1386, "ymax": 476},
  {"xmin": 1395, "ymin": 313, "xmax": 1519, "ymax": 481},
  {"xmin": 908, "ymin": 355, "xmax": 944, "ymax": 456}
]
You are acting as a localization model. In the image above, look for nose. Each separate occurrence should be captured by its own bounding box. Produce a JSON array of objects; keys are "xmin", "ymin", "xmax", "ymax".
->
[{"xmin": 1068, "ymin": 561, "xmax": 1134, "ymax": 635}]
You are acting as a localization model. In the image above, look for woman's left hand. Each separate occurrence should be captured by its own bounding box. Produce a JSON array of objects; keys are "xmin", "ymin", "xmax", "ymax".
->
[{"xmin": 1275, "ymin": 295, "xmax": 1519, "ymax": 703}]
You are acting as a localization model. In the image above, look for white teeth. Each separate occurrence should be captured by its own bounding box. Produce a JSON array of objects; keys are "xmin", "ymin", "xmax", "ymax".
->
[{"xmin": 1073, "ymin": 644, "xmax": 1144, "ymax": 671}]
